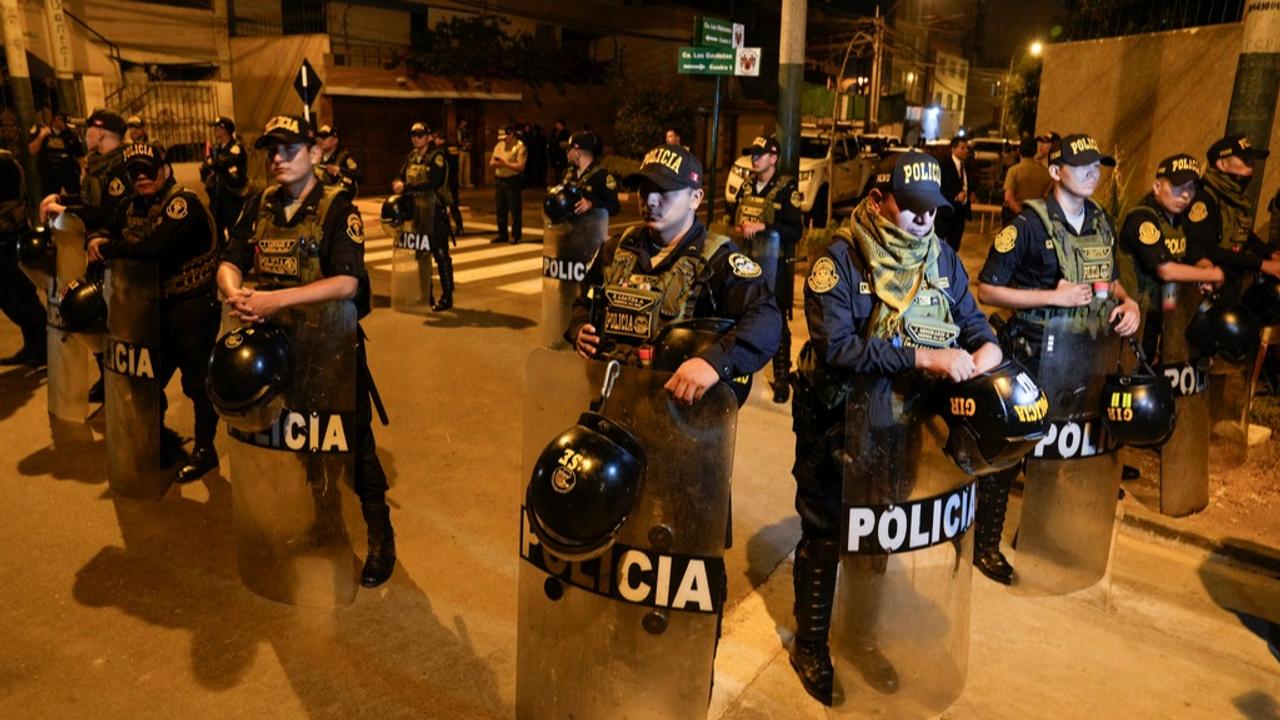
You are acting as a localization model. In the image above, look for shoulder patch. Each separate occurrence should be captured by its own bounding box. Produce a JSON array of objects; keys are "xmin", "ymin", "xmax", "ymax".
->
[
  {"xmin": 1138, "ymin": 221, "xmax": 1160, "ymax": 245},
  {"xmin": 1188, "ymin": 201, "xmax": 1208, "ymax": 223},
  {"xmin": 808, "ymin": 256, "xmax": 839, "ymax": 293},
  {"xmin": 108, "ymin": 177, "xmax": 126, "ymax": 197},
  {"xmin": 346, "ymin": 213, "xmax": 364, "ymax": 244},
  {"xmin": 434, "ymin": 153, "xmax": 445, "ymax": 167},
  {"xmin": 791, "ymin": 190, "xmax": 802, "ymax": 207},
  {"xmin": 994, "ymin": 225, "xmax": 1017, "ymax": 253},
  {"xmin": 605, "ymin": 174, "xmax": 617, "ymax": 191},
  {"xmin": 166, "ymin": 196, "xmax": 188, "ymax": 220},
  {"xmin": 346, "ymin": 158, "xmax": 357, "ymax": 170},
  {"xmin": 728, "ymin": 252, "xmax": 762, "ymax": 278},
  {"xmin": 230, "ymin": 144, "xmax": 241, "ymax": 155}
]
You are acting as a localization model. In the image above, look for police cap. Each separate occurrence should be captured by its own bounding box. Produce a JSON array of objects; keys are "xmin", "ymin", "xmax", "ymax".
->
[
  {"xmin": 254, "ymin": 115, "xmax": 315, "ymax": 148},
  {"xmin": 623, "ymin": 144, "xmax": 703, "ymax": 191},
  {"xmin": 1155, "ymin": 153, "xmax": 1201, "ymax": 185},
  {"xmin": 1050, "ymin": 134, "xmax": 1116, "ymax": 167},
  {"xmin": 1207, "ymin": 134, "xmax": 1269, "ymax": 163},
  {"xmin": 86, "ymin": 109, "xmax": 127, "ymax": 137},
  {"xmin": 872, "ymin": 151, "xmax": 951, "ymax": 214}
]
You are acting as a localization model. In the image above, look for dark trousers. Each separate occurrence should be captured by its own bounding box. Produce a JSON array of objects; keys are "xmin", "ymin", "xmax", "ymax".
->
[
  {"xmin": 212, "ymin": 192, "xmax": 245, "ymax": 247},
  {"xmin": 940, "ymin": 216, "xmax": 965, "ymax": 253},
  {"xmin": 157, "ymin": 294, "xmax": 220, "ymax": 447},
  {"xmin": 355, "ymin": 334, "xmax": 389, "ymax": 512},
  {"xmin": 495, "ymin": 176, "xmax": 523, "ymax": 242},
  {"xmin": 0, "ymin": 243, "xmax": 47, "ymax": 350}
]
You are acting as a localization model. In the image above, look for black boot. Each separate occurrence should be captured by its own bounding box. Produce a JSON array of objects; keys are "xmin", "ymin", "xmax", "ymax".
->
[
  {"xmin": 175, "ymin": 444, "xmax": 218, "ymax": 483},
  {"xmin": 973, "ymin": 472, "xmax": 1014, "ymax": 585},
  {"xmin": 431, "ymin": 253, "xmax": 454, "ymax": 312},
  {"xmin": 790, "ymin": 537, "xmax": 838, "ymax": 705},
  {"xmin": 361, "ymin": 505, "xmax": 396, "ymax": 588},
  {"xmin": 416, "ymin": 258, "xmax": 434, "ymax": 306}
]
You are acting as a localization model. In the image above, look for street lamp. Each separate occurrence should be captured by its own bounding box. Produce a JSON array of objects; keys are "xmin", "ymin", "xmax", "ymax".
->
[{"xmin": 999, "ymin": 40, "xmax": 1044, "ymax": 138}]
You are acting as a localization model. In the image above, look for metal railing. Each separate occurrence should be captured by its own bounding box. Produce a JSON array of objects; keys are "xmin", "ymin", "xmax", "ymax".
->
[
  {"xmin": 1060, "ymin": 0, "xmax": 1244, "ymax": 41},
  {"xmin": 103, "ymin": 82, "xmax": 220, "ymax": 162},
  {"xmin": 228, "ymin": 0, "xmax": 327, "ymax": 37}
]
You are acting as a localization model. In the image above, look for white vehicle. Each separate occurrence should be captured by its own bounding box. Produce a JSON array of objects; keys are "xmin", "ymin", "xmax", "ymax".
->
[{"xmin": 724, "ymin": 128, "xmax": 879, "ymax": 228}]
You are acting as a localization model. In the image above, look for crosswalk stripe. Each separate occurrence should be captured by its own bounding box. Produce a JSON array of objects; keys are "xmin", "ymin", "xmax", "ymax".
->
[
  {"xmin": 368, "ymin": 238, "xmax": 542, "ymax": 269},
  {"xmin": 493, "ymin": 278, "xmax": 543, "ymax": 295},
  {"xmin": 452, "ymin": 256, "xmax": 542, "ymax": 284}
]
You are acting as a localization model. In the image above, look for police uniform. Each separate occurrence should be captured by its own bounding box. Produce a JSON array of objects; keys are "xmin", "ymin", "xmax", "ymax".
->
[
  {"xmin": 724, "ymin": 135, "xmax": 803, "ymax": 402},
  {"xmin": 224, "ymin": 114, "xmax": 394, "ymax": 587},
  {"xmin": 396, "ymin": 122, "xmax": 455, "ymax": 310},
  {"xmin": 441, "ymin": 135, "xmax": 464, "ymax": 233},
  {"xmin": 1184, "ymin": 135, "xmax": 1276, "ymax": 298},
  {"xmin": 70, "ymin": 111, "xmax": 133, "ymax": 234},
  {"xmin": 201, "ymin": 117, "xmax": 249, "ymax": 245},
  {"xmin": 314, "ymin": 125, "xmax": 364, "ymax": 196},
  {"xmin": 0, "ymin": 149, "xmax": 45, "ymax": 366},
  {"xmin": 31, "ymin": 118, "xmax": 83, "ymax": 198},
  {"xmin": 94, "ymin": 144, "xmax": 221, "ymax": 480},
  {"xmin": 791, "ymin": 151, "xmax": 995, "ymax": 704},
  {"xmin": 561, "ymin": 132, "xmax": 620, "ymax": 217},
  {"xmin": 126, "ymin": 116, "xmax": 149, "ymax": 144}
]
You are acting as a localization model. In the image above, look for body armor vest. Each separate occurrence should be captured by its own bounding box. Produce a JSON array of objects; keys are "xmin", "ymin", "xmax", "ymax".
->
[
  {"xmin": 123, "ymin": 184, "xmax": 219, "ymax": 299},
  {"xmin": 251, "ymin": 184, "xmax": 343, "ymax": 288},
  {"xmin": 82, "ymin": 149, "xmax": 125, "ymax": 208},
  {"xmin": 1122, "ymin": 204, "xmax": 1186, "ymax": 311},
  {"xmin": 733, "ymin": 174, "xmax": 793, "ymax": 228},
  {"xmin": 1017, "ymin": 198, "xmax": 1117, "ymax": 328}
]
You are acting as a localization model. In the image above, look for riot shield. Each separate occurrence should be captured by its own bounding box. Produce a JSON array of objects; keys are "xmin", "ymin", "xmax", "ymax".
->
[
  {"xmin": 741, "ymin": 228, "xmax": 781, "ymax": 295},
  {"xmin": 224, "ymin": 298, "xmax": 360, "ymax": 607},
  {"xmin": 389, "ymin": 194, "xmax": 436, "ymax": 315},
  {"xmin": 516, "ymin": 349, "xmax": 737, "ymax": 720},
  {"xmin": 1208, "ymin": 355, "xmax": 1254, "ymax": 469},
  {"xmin": 1160, "ymin": 283, "xmax": 1210, "ymax": 516},
  {"xmin": 103, "ymin": 259, "xmax": 168, "ymax": 500},
  {"xmin": 541, "ymin": 209, "xmax": 608, "ymax": 349},
  {"xmin": 46, "ymin": 212, "xmax": 96, "ymax": 422},
  {"xmin": 1015, "ymin": 316, "xmax": 1123, "ymax": 595},
  {"xmin": 828, "ymin": 375, "xmax": 974, "ymax": 719}
]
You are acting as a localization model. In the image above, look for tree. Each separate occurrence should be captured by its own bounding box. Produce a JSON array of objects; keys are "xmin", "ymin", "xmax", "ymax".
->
[{"xmin": 613, "ymin": 75, "xmax": 696, "ymax": 159}]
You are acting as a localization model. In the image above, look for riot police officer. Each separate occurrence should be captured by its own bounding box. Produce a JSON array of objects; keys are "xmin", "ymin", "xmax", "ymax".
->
[
  {"xmin": 87, "ymin": 143, "xmax": 220, "ymax": 482},
  {"xmin": 315, "ymin": 124, "xmax": 364, "ymax": 196},
  {"xmin": 724, "ymin": 134, "xmax": 803, "ymax": 403},
  {"xmin": 433, "ymin": 127, "xmax": 464, "ymax": 234},
  {"xmin": 220, "ymin": 114, "xmax": 395, "ymax": 588},
  {"xmin": 201, "ymin": 116, "xmax": 250, "ymax": 245},
  {"xmin": 393, "ymin": 122, "xmax": 454, "ymax": 311},
  {"xmin": 567, "ymin": 143, "xmax": 782, "ymax": 403},
  {"xmin": 975, "ymin": 134, "xmax": 1141, "ymax": 584},
  {"xmin": 790, "ymin": 151, "xmax": 1001, "ymax": 705},
  {"xmin": 126, "ymin": 116, "xmax": 149, "ymax": 144},
  {"xmin": 1184, "ymin": 135, "xmax": 1280, "ymax": 290},
  {"xmin": 560, "ymin": 131, "xmax": 620, "ymax": 217},
  {"xmin": 0, "ymin": 149, "xmax": 45, "ymax": 366},
  {"xmin": 28, "ymin": 111, "xmax": 83, "ymax": 198}
]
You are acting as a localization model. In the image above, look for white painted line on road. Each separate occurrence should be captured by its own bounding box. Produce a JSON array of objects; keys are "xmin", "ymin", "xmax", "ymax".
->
[
  {"xmin": 368, "ymin": 238, "xmax": 541, "ymax": 270},
  {"xmin": 493, "ymin": 278, "xmax": 543, "ymax": 295},
  {"xmin": 452, "ymin": 256, "xmax": 542, "ymax": 283}
]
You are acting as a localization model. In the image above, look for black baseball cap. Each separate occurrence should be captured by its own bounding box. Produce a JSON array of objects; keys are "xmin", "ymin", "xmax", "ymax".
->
[
  {"xmin": 1156, "ymin": 153, "xmax": 1201, "ymax": 185},
  {"xmin": 253, "ymin": 114, "xmax": 315, "ymax": 148},
  {"xmin": 872, "ymin": 151, "xmax": 950, "ymax": 214},
  {"xmin": 568, "ymin": 131, "xmax": 600, "ymax": 155},
  {"xmin": 126, "ymin": 115, "xmax": 144, "ymax": 128},
  {"xmin": 122, "ymin": 142, "xmax": 166, "ymax": 175},
  {"xmin": 212, "ymin": 116, "xmax": 236, "ymax": 133},
  {"xmin": 1036, "ymin": 131, "xmax": 1060, "ymax": 144},
  {"xmin": 315, "ymin": 124, "xmax": 335, "ymax": 138},
  {"xmin": 1207, "ymin": 134, "xmax": 1269, "ymax": 163},
  {"xmin": 1049, "ymin": 134, "xmax": 1116, "ymax": 167},
  {"xmin": 410, "ymin": 122, "xmax": 429, "ymax": 135},
  {"xmin": 623, "ymin": 144, "xmax": 704, "ymax": 191},
  {"xmin": 86, "ymin": 109, "xmax": 127, "ymax": 137},
  {"xmin": 744, "ymin": 135, "xmax": 780, "ymax": 156}
]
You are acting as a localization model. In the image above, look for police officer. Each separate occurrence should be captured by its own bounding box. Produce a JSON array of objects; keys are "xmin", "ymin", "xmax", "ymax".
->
[
  {"xmin": 1119, "ymin": 154, "xmax": 1226, "ymax": 357},
  {"xmin": 561, "ymin": 131, "xmax": 620, "ymax": 217},
  {"xmin": 126, "ymin": 116, "xmax": 149, "ymax": 144},
  {"xmin": 314, "ymin": 124, "xmax": 364, "ymax": 197},
  {"xmin": 567, "ymin": 143, "xmax": 782, "ymax": 404},
  {"xmin": 28, "ymin": 111, "xmax": 83, "ymax": 198},
  {"xmin": 0, "ymin": 149, "xmax": 46, "ymax": 366},
  {"xmin": 219, "ymin": 114, "xmax": 395, "ymax": 588},
  {"xmin": 1184, "ymin": 135, "xmax": 1280, "ymax": 290},
  {"xmin": 86, "ymin": 143, "xmax": 221, "ymax": 482},
  {"xmin": 393, "ymin": 122, "xmax": 454, "ymax": 311},
  {"xmin": 433, "ymin": 127, "xmax": 464, "ymax": 235},
  {"xmin": 975, "ymin": 134, "xmax": 1141, "ymax": 583},
  {"xmin": 790, "ymin": 151, "xmax": 1001, "ymax": 704},
  {"xmin": 201, "ymin": 116, "xmax": 250, "ymax": 245},
  {"xmin": 725, "ymin": 135, "xmax": 803, "ymax": 403}
]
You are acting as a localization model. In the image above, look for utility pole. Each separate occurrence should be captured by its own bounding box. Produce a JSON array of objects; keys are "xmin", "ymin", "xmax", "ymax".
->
[
  {"xmin": 42, "ymin": 0, "xmax": 80, "ymax": 117},
  {"xmin": 1223, "ymin": 2, "xmax": 1279, "ymax": 212},
  {"xmin": 777, "ymin": 0, "xmax": 806, "ymax": 177},
  {"xmin": 868, "ymin": 7, "xmax": 883, "ymax": 132},
  {"xmin": 1, "ymin": 0, "xmax": 44, "ymax": 205}
]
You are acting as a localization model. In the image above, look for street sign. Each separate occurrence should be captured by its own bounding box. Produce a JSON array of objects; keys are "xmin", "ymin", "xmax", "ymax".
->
[
  {"xmin": 293, "ymin": 59, "xmax": 322, "ymax": 120},
  {"xmin": 735, "ymin": 47, "xmax": 761, "ymax": 77},
  {"xmin": 695, "ymin": 16, "xmax": 735, "ymax": 49},
  {"xmin": 678, "ymin": 46, "xmax": 735, "ymax": 76}
]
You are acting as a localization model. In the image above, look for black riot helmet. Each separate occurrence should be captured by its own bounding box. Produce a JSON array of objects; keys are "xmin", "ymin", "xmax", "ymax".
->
[
  {"xmin": 651, "ymin": 318, "xmax": 753, "ymax": 406},
  {"xmin": 525, "ymin": 411, "xmax": 646, "ymax": 561},
  {"xmin": 1185, "ymin": 295, "xmax": 1261, "ymax": 363},
  {"xmin": 206, "ymin": 322, "xmax": 295, "ymax": 433},
  {"xmin": 59, "ymin": 278, "xmax": 107, "ymax": 334},
  {"xmin": 1101, "ymin": 338, "xmax": 1176, "ymax": 448},
  {"xmin": 543, "ymin": 183, "xmax": 583, "ymax": 225},
  {"xmin": 380, "ymin": 194, "xmax": 413, "ymax": 227},
  {"xmin": 940, "ymin": 359, "xmax": 1049, "ymax": 476},
  {"xmin": 1243, "ymin": 276, "xmax": 1280, "ymax": 327},
  {"xmin": 16, "ymin": 225, "xmax": 53, "ymax": 274}
]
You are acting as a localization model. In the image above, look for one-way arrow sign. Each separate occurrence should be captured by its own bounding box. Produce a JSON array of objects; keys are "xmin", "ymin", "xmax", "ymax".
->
[{"xmin": 293, "ymin": 59, "xmax": 323, "ymax": 122}]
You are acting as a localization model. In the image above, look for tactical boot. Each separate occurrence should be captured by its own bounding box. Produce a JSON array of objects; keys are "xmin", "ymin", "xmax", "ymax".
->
[
  {"xmin": 416, "ymin": 260, "xmax": 434, "ymax": 306},
  {"xmin": 175, "ymin": 444, "xmax": 218, "ymax": 483},
  {"xmin": 973, "ymin": 473, "xmax": 1014, "ymax": 585},
  {"xmin": 0, "ymin": 344, "xmax": 43, "ymax": 367},
  {"xmin": 361, "ymin": 505, "xmax": 396, "ymax": 588},
  {"xmin": 431, "ymin": 254, "xmax": 454, "ymax": 312},
  {"xmin": 790, "ymin": 537, "xmax": 839, "ymax": 705}
]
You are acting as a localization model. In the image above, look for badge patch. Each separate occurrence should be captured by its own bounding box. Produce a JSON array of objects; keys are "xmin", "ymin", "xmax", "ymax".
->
[
  {"xmin": 808, "ymin": 256, "xmax": 839, "ymax": 293},
  {"xmin": 346, "ymin": 214, "xmax": 364, "ymax": 244},
  {"xmin": 791, "ymin": 190, "xmax": 802, "ymax": 206},
  {"xmin": 165, "ymin": 196, "xmax": 188, "ymax": 220},
  {"xmin": 230, "ymin": 144, "xmax": 241, "ymax": 155},
  {"xmin": 1188, "ymin": 201, "xmax": 1207, "ymax": 223},
  {"xmin": 108, "ymin": 177, "xmax": 126, "ymax": 197},
  {"xmin": 1138, "ymin": 221, "xmax": 1160, "ymax": 245},
  {"xmin": 346, "ymin": 158, "xmax": 357, "ymax": 170},
  {"xmin": 729, "ymin": 252, "xmax": 762, "ymax": 278},
  {"xmin": 434, "ymin": 153, "xmax": 445, "ymax": 167},
  {"xmin": 605, "ymin": 174, "xmax": 617, "ymax": 191},
  {"xmin": 994, "ymin": 225, "xmax": 1017, "ymax": 253}
]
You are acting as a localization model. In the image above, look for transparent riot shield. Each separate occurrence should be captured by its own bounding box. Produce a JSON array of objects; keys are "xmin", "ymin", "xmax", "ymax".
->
[
  {"xmin": 541, "ymin": 209, "xmax": 608, "ymax": 349},
  {"xmin": 829, "ymin": 376, "xmax": 974, "ymax": 719},
  {"xmin": 103, "ymin": 259, "xmax": 168, "ymax": 500},
  {"xmin": 224, "ymin": 297, "xmax": 360, "ymax": 607},
  {"xmin": 46, "ymin": 212, "xmax": 96, "ymax": 422},
  {"xmin": 1160, "ymin": 283, "xmax": 1210, "ymax": 516},
  {"xmin": 1015, "ymin": 316, "xmax": 1123, "ymax": 595},
  {"xmin": 516, "ymin": 349, "xmax": 738, "ymax": 720},
  {"xmin": 390, "ymin": 194, "xmax": 436, "ymax": 315},
  {"xmin": 1208, "ymin": 354, "xmax": 1254, "ymax": 469},
  {"xmin": 741, "ymin": 228, "xmax": 781, "ymax": 295}
]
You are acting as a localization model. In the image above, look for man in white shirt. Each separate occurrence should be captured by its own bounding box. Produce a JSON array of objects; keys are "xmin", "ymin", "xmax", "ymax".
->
[{"xmin": 490, "ymin": 126, "xmax": 527, "ymax": 244}]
